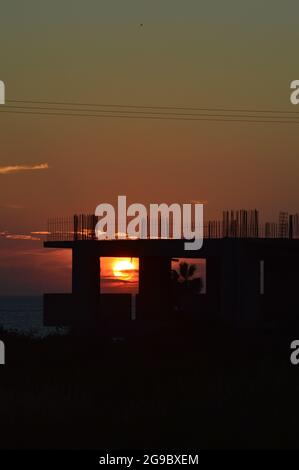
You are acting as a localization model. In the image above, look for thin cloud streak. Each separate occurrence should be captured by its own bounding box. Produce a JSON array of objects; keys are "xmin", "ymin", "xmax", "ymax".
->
[
  {"xmin": 0, "ymin": 163, "xmax": 49, "ymax": 175},
  {"xmin": 5, "ymin": 234, "xmax": 40, "ymax": 241},
  {"xmin": 189, "ymin": 199, "xmax": 208, "ymax": 204},
  {"xmin": 31, "ymin": 231, "xmax": 50, "ymax": 235},
  {"xmin": 0, "ymin": 232, "xmax": 40, "ymax": 241}
]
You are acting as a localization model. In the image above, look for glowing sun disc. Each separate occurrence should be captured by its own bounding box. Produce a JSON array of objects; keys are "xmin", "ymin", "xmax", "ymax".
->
[{"xmin": 113, "ymin": 259, "xmax": 135, "ymax": 278}]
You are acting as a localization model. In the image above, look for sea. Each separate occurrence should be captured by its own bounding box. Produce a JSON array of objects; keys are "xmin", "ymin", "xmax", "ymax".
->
[{"xmin": 0, "ymin": 296, "xmax": 67, "ymax": 336}]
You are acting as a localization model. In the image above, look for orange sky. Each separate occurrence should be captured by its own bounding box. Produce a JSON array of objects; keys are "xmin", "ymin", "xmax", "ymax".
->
[{"xmin": 0, "ymin": 1, "xmax": 298, "ymax": 294}]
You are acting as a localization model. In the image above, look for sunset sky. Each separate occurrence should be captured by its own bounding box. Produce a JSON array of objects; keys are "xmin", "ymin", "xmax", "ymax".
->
[{"xmin": 0, "ymin": 1, "xmax": 299, "ymax": 294}]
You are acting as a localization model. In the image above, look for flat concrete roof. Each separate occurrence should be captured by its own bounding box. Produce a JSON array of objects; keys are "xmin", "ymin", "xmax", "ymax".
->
[{"xmin": 44, "ymin": 238, "xmax": 299, "ymax": 258}]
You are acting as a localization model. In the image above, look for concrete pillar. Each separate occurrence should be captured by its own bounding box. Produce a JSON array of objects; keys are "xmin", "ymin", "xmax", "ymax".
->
[
  {"xmin": 138, "ymin": 256, "xmax": 172, "ymax": 318},
  {"xmin": 263, "ymin": 255, "xmax": 299, "ymax": 325},
  {"xmin": 72, "ymin": 247, "xmax": 100, "ymax": 295},
  {"xmin": 220, "ymin": 240, "xmax": 260, "ymax": 327},
  {"xmin": 71, "ymin": 246, "xmax": 100, "ymax": 332},
  {"xmin": 205, "ymin": 256, "xmax": 221, "ymax": 314},
  {"xmin": 236, "ymin": 244, "xmax": 260, "ymax": 327},
  {"xmin": 219, "ymin": 240, "xmax": 237, "ymax": 324}
]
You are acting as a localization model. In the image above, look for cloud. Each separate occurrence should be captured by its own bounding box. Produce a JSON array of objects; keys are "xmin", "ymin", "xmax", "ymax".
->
[
  {"xmin": 0, "ymin": 232, "xmax": 40, "ymax": 241},
  {"xmin": 0, "ymin": 230, "xmax": 49, "ymax": 242},
  {"xmin": 0, "ymin": 163, "xmax": 49, "ymax": 175},
  {"xmin": 101, "ymin": 275, "xmax": 137, "ymax": 284},
  {"xmin": 189, "ymin": 199, "xmax": 208, "ymax": 204},
  {"xmin": 5, "ymin": 234, "xmax": 40, "ymax": 241},
  {"xmin": 31, "ymin": 231, "xmax": 50, "ymax": 235}
]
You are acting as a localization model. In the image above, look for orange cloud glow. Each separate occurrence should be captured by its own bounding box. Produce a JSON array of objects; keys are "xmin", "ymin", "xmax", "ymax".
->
[{"xmin": 0, "ymin": 163, "xmax": 49, "ymax": 175}]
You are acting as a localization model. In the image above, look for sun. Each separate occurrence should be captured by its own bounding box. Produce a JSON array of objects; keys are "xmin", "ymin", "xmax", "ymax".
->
[{"xmin": 113, "ymin": 259, "xmax": 135, "ymax": 279}]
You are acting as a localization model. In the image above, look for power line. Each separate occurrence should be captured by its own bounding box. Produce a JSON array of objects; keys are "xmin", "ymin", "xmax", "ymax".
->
[
  {"xmin": 2, "ymin": 104, "xmax": 299, "ymax": 120},
  {"xmin": 1, "ymin": 108, "xmax": 299, "ymax": 124},
  {"xmin": 6, "ymin": 99, "xmax": 299, "ymax": 115}
]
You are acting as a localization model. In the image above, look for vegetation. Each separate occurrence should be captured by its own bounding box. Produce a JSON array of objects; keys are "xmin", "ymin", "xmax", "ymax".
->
[
  {"xmin": 0, "ymin": 325, "xmax": 297, "ymax": 449},
  {"xmin": 172, "ymin": 261, "xmax": 203, "ymax": 293}
]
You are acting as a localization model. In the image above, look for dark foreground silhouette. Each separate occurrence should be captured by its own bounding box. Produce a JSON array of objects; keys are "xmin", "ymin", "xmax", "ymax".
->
[{"xmin": 0, "ymin": 319, "xmax": 297, "ymax": 450}]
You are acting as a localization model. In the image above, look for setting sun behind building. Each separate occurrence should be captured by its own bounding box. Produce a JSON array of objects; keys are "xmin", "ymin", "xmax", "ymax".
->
[{"xmin": 113, "ymin": 259, "xmax": 135, "ymax": 280}]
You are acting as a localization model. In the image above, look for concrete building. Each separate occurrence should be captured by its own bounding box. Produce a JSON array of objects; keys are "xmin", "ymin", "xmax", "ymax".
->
[{"xmin": 43, "ymin": 237, "xmax": 299, "ymax": 333}]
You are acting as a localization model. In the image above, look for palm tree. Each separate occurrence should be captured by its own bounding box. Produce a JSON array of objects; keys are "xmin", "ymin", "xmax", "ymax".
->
[
  {"xmin": 179, "ymin": 262, "xmax": 196, "ymax": 282},
  {"xmin": 172, "ymin": 262, "xmax": 202, "ymax": 294}
]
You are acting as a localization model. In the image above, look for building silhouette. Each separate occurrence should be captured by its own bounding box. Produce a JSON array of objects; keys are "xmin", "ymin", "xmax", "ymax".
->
[{"xmin": 43, "ymin": 210, "xmax": 299, "ymax": 333}]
